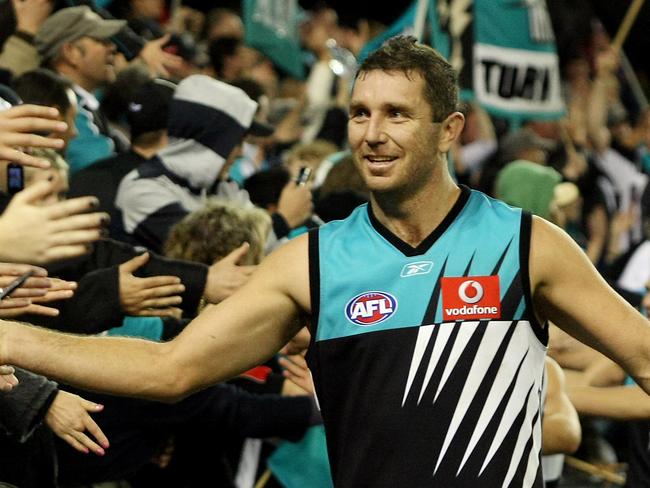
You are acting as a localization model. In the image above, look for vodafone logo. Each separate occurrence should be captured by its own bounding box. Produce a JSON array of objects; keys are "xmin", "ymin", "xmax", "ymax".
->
[
  {"xmin": 458, "ymin": 280, "xmax": 484, "ymax": 304},
  {"xmin": 441, "ymin": 276, "xmax": 501, "ymax": 321},
  {"xmin": 345, "ymin": 291, "xmax": 398, "ymax": 326}
]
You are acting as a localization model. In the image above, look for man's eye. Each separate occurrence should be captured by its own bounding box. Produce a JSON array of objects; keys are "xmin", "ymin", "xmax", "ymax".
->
[{"xmin": 350, "ymin": 109, "xmax": 368, "ymax": 119}]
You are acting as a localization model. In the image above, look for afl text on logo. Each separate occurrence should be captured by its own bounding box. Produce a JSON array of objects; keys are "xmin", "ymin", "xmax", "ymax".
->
[
  {"xmin": 345, "ymin": 291, "xmax": 398, "ymax": 326},
  {"xmin": 441, "ymin": 276, "xmax": 501, "ymax": 321}
]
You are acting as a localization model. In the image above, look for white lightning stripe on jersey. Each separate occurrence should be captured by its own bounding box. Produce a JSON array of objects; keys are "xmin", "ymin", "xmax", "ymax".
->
[
  {"xmin": 434, "ymin": 321, "xmax": 506, "ymax": 474},
  {"xmin": 402, "ymin": 324, "xmax": 435, "ymax": 406},
  {"xmin": 418, "ymin": 322, "xmax": 457, "ymax": 404},
  {"xmin": 501, "ymin": 370, "xmax": 543, "ymax": 488},
  {"xmin": 455, "ymin": 321, "xmax": 513, "ymax": 474},
  {"xmin": 434, "ymin": 321, "xmax": 480, "ymax": 403},
  {"xmin": 522, "ymin": 404, "xmax": 544, "ymax": 487},
  {"xmin": 480, "ymin": 323, "xmax": 546, "ymax": 473}
]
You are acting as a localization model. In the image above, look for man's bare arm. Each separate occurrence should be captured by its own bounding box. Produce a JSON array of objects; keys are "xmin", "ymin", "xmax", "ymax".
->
[
  {"xmin": 0, "ymin": 236, "xmax": 311, "ymax": 401},
  {"xmin": 542, "ymin": 357, "xmax": 581, "ymax": 455},
  {"xmin": 569, "ymin": 384, "xmax": 650, "ymax": 420},
  {"xmin": 530, "ymin": 216, "xmax": 650, "ymax": 394}
]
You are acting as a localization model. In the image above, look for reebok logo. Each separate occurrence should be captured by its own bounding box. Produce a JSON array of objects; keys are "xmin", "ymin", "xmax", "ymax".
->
[
  {"xmin": 441, "ymin": 276, "xmax": 501, "ymax": 321},
  {"xmin": 400, "ymin": 261, "xmax": 434, "ymax": 277}
]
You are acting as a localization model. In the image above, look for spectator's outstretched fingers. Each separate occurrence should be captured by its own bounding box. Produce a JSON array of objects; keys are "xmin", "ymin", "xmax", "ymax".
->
[
  {"xmin": 279, "ymin": 353, "xmax": 314, "ymax": 395},
  {"xmin": 0, "ymin": 277, "xmax": 74, "ymax": 317},
  {"xmin": 48, "ymin": 229, "xmax": 105, "ymax": 248},
  {"xmin": 0, "ymin": 181, "xmax": 107, "ymax": 264},
  {"xmin": 138, "ymin": 34, "xmax": 183, "ymax": 77},
  {"xmin": 0, "ymin": 104, "xmax": 68, "ymax": 167},
  {"xmin": 0, "ymin": 263, "xmax": 51, "ymax": 298},
  {"xmin": 29, "ymin": 278, "xmax": 76, "ymax": 303},
  {"xmin": 203, "ymin": 243, "xmax": 256, "ymax": 303},
  {"xmin": 44, "ymin": 245, "xmax": 97, "ymax": 263},
  {"xmin": 0, "ymin": 146, "xmax": 59, "ymax": 169},
  {"xmin": 45, "ymin": 390, "xmax": 109, "ymax": 455},
  {"xmin": 0, "ymin": 365, "xmax": 18, "ymax": 392},
  {"xmin": 137, "ymin": 288, "xmax": 184, "ymax": 308},
  {"xmin": 0, "ymin": 129, "xmax": 65, "ymax": 150},
  {"xmin": 0, "ymin": 263, "xmax": 48, "ymax": 277},
  {"xmin": 0, "ymin": 365, "xmax": 14, "ymax": 375},
  {"xmin": 0, "ymin": 302, "xmax": 61, "ymax": 318},
  {"xmin": 118, "ymin": 253, "xmax": 185, "ymax": 316},
  {"xmin": 0, "ymin": 104, "xmax": 62, "ymax": 126},
  {"xmin": 136, "ymin": 307, "xmax": 183, "ymax": 319},
  {"xmin": 45, "ymin": 195, "xmax": 102, "ymax": 220},
  {"xmin": 280, "ymin": 326, "xmax": 311, "ymax": 355},
  {"xmin": 277, "ymin": 181, "xmax": 314, "ymax": 228},
  {"xmin": 0, "ymin": 298, "xmax": 32, "ymax": 309}
]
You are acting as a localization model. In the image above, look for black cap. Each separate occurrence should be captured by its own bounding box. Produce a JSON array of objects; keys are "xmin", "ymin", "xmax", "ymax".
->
[
  {"xmin": 127, "ymin": 78, "xmax": 177, "ymax": 139},
  {"xmin": 162, "ymin": 34, "xmax": 206, "ymax": 65}
]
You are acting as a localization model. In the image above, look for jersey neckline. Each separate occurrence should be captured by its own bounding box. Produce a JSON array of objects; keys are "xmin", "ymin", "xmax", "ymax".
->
[{"xmin": 367, "ymin": 185, "xmax": 471, "ymax": 257}]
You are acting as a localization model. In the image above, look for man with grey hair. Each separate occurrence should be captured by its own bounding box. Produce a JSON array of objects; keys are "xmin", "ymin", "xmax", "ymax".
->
[{"xmin": 35, "ymin": 6, "xmax": 126, "ymax": 174}]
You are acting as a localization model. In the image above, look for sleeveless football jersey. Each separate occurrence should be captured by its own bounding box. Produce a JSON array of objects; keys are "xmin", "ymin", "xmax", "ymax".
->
[{"xmin": 307, "ymin": 186, "xmax": 547, "ymax": 487}]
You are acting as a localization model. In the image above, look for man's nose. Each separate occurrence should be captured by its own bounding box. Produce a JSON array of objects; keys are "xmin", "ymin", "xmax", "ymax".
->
[{"xmin": 364, "ymin": 116, "xmax": 388, "ymax": 146}]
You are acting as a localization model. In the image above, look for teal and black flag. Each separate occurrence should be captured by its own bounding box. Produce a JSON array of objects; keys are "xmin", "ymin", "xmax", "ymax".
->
[
  {"xmin": 361, "ymin": 0, "xmax": 564, "ymax": 122},
  {"xmin": 243, "ymin": 0, "xmax": 305, "ymax": 79}
]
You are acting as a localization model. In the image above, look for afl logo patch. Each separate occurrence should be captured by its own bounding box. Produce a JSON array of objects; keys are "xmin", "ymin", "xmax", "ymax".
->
[{"xmin": 345, "ymin": 291, "xmax": 398, "ymax": 326}]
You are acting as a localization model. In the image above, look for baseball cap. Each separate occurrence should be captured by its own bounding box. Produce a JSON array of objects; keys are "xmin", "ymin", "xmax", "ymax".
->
[
  {"xmin": 169, "ymin": 75, "xmax": 274, "ymax": 158},
  {"xmin": 495, "ymin": 160, "xmax": 562, "ymax": 220},
  {"xmin": 127, "ymin": 79, "xmax": 177, "ymax": 139},
  {"xmin": 35, "ymin": 6, "xmax": 126, "ymax": 63},
  {"xmin": 172, "ymin": 75, "xmax": 274, "ymax": 138},
  {"xmin": 499, "ymin": 128, "xmax": 556, "ymax": 164}
]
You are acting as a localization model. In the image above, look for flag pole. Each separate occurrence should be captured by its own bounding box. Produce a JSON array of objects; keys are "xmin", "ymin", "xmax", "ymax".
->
[
  {"xmin": 413, "ymin": 0, "xmax": 430, "ymax": 42},
  {"xmin": 611, "ymin": 0, "xmax": 646, "ymax": 52},
  {"xmin": 620, "ymin": 49, "xmax": 649, "ymax": 111}
]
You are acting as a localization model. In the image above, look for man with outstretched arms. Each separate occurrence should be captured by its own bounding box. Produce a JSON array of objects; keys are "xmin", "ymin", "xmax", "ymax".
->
[{"xmin": 2, "ymin": 37, "xmax": 650, "ymax": 487}]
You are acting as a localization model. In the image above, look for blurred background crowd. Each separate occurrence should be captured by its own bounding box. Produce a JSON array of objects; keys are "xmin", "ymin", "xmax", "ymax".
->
[{"xmin": 0, "ymin": 0, "xmax": 650, "ymax": 487}]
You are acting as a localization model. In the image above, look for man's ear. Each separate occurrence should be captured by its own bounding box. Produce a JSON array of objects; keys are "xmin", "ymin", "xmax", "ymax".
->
[
  {"xmin": 60, "ymin": 42, "xmax": 80, "ymax": 67},
  {"xmin": 437, "ymin": 111, "xmax": 465, "ymax": 153}
]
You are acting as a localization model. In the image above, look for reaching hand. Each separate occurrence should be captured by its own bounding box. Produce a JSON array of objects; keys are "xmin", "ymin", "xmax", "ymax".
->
[
  {"xmin": 119, "ymin": 253, "xmax": 185, "ymax": 317},
  {"xmin": 203, "ymin": 243, "xmax": 256, "ymax": 304},
  {"xmin": 0, "ymin": 262, "xmax": 49, "ymax": 298},
  {"xmin": 138, "ymin": 34, "xmax": 184, "ymax": 77},
  {"xmin": 277, "ymin": 181, "xmax": 314, "ymax": 229},
  {"xmin": 11, "ymin": 0, "xmax": 53, "ymax": 36},
  {"xmin": 280, "ymin": 326, "xmax": 311, "ymax": 356},
  {"xmin": 0, "ymin": 265, "xmax": 77, "ymax": 317},
  {"xmin": 45, "ymin": 390, "xmax": 109, "ymax": 456},
  {"xmin": 278, "ymin": 353, "xmax": 314, "ymax": 396},
  {"xmin": 0, "ymin": 180, "xmax": 108, "ymax": 264},
  {"xmin": 0, "ymin": 365, "xmax": 18, "ymax": 392},
  {"xmin": 0, "ymin": 104, "xmax": 68, "ymax": 168}
]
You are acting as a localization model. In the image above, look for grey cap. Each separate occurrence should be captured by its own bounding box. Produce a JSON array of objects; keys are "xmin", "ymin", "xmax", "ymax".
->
[
  {"xmin": 499, "ymin": 128, "xmax": 556, "ymax": 164},
  {"xmin": 35, "ymin": 6, "xmax": 126, "ymax": 62}
]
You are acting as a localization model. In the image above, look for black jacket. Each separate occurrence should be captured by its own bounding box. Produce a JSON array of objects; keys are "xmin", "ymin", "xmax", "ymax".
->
[
  {"xmin": 23, "ymin": 238, "xmax": 207, "ymax": 334},
  {"xmin": 0, "ymin": 368, "xmax": 58, "ymax": 488}
]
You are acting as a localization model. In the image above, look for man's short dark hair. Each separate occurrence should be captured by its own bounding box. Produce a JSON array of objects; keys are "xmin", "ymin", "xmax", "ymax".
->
[
  {"xmin": 11, "ymin": 68, "xmax": 74, "ymax": 112},
  {"xmin": 357, "ymin": 35, "xmax": 458, "ymax": 122}
]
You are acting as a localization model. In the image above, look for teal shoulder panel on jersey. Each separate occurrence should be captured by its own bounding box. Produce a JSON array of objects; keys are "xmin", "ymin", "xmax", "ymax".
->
[{"xmin": 314, "ymin": 190, "xmax": 528, "ymax": 342}]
